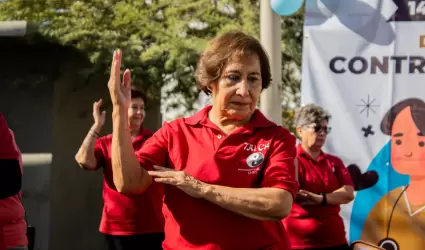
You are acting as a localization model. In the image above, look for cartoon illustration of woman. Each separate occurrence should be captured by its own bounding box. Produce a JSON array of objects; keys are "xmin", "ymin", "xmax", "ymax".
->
[{"xmin": 358, "ymin": 98, "xmax": 425, "ymax": 250}]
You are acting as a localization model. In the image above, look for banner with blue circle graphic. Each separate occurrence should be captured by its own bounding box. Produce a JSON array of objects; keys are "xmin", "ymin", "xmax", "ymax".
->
[{"xmin": 302, "ymin": 1, "xmax": 425, "ymax": 249}]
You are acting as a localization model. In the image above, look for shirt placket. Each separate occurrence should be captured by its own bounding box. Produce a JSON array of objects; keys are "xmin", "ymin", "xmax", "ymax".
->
[
  {"xmin": 210, "ymin": 128, "xmax": 226, "ymax": 151},
  {"xmin": 317, "ymin": 158, "xmax": 329, "ymax": 187}
]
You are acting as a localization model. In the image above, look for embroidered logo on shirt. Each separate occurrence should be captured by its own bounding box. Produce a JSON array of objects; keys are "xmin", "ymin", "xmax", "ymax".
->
[
  {"xmin": 246, "ymin": 152, "xmax": 265, "ymax": 168},
  {"xmin": 243, "ymin": 142, "xmax": 270, "ymax": 152}
]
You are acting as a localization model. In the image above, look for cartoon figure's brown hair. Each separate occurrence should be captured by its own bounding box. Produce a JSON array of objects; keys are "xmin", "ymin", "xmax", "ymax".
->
[{"xmin": 381, "ymin": 98, "xmax": 425, "ymax": 135}]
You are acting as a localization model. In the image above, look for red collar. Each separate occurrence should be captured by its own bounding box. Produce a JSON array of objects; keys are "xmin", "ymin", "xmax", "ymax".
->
[
  {"xmin": 297, "ymin": 144, "xmax": 326, "ymax": 162},
  {"xmin": 133, "ymin": 127, "xmax": 153, "ymax": 143},
  {"xmin": 184, "ymin": 105, "xmax": 277, "ymax": 132}
]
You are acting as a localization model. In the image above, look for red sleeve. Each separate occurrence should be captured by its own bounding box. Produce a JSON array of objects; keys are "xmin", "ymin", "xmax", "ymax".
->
[
  {"xmin": 0, "ymin": 114, "xmax": 19, "ymax": 160},
  {"xmin": 134, "ymin": 124, "xmax": 169, "ymax": 170},
  {"xmin": 94, "ymin": 137, "xmax": 106, "ymax": 168},
  {"xmin": 9, "ymin": 129, "xmax": 23, "ymax": 172},
  {"xmin": 262, "ymin": 128, "xmax": 299, "ymax": 199},
  {"xmin": 334, "ymin": 157, "xmax": 354, "ymax": 187}
]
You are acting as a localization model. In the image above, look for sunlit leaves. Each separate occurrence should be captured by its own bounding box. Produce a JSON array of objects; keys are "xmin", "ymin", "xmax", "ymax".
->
[{"xmin": 0, "ymin": 0, "xmax": 302, "ymax": 117}]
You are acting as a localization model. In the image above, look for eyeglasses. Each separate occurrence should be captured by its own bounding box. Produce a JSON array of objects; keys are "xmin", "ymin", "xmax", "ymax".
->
[{"xmin": 303, "ymin": 124, "xmax": 332, "ymax": 134}]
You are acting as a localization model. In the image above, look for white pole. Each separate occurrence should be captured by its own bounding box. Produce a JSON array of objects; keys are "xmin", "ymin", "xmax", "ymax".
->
[
  {"xmin": 260, "ymin": 0, "xmax": 282, "ymax": 125},
  {"xmin": 0, "ymin": 21, "xmax": 27, "ymax": 36}
]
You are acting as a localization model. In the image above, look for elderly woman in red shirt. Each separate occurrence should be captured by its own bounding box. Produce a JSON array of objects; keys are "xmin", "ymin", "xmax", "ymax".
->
[
  {"xmin": 0, "ymin": 114, "xmax": 27, "ymax": 250},
  {"xmin": 106, "ymin": 31, "xmax": 298, "ymax": 250},
  {"xmin": 283, "ymin": 104, "xmax": 354, "ymax": 250},
  {"xmin": 75, "ymin": 89, "xmax": 164, "ymax": 250}
]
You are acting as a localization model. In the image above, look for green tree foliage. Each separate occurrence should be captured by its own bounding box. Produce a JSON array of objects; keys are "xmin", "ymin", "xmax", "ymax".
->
[
  {"xmin": 0, "ymin": 0, "xmax": 302, "ymax": 116},
  {"xmin": 279, "ymin": 8, "xmax": 303, "ymax": 129},
  {"xmin": 282, "ymin": 109, "xmax": 296, "ymax": 133}
]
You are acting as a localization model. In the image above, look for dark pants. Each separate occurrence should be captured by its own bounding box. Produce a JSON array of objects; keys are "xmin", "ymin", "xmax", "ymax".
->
[
  {"xmin": 294, "ymin": 244, "xmax": 350, "ymax": 250},
  {"xmin": 104, "ymin": 233, "xmax": 164, "ymax": 250}
]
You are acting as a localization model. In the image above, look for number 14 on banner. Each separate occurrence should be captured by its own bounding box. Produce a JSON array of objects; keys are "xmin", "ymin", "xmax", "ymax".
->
[{"xmin": 408, "ymin": 0, "xmax": 425, "ymax": 15}]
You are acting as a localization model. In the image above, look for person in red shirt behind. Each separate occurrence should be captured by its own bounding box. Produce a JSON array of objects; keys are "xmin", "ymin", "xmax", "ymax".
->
[
  {"xmin": 74, "ymin": 89, "xmax": 164, "ymax": 250},
  {"xmin": 105, "ymin": 31, "xmax": 298, "ymax": 250},
  {"xmin": 0, "ymin": 114, "xmax": 28, "ymax": 250},
  {"xmin": 283, "ymin": 104, "xmax": 354, "ymax": 250}
]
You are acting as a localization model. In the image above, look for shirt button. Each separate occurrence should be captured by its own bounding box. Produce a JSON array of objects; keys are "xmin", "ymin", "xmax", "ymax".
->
[{"xmin": 217, "ymin": 135, "xmax": 222, "ymax": 139}]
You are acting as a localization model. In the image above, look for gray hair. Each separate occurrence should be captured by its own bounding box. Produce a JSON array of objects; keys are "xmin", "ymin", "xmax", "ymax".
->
[{"xmin": 294, "ymin": 104, "xmax": 331, "ymax": 127}]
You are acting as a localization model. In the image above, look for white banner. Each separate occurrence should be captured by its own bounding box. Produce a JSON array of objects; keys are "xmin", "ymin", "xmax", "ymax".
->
[{"xmin": 302, "ymin": 0, "xmax": 425, "ymax": 249}]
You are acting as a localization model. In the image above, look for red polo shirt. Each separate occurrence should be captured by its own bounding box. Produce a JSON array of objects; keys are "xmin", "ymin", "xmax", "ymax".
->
[
  {"xmin": 283, "ymin": 145, "xmax": 353, "ymax": 249},
  {"xmin": 95, "ymin": 128, "xmax": 165, "ymax": 235},
  {"xmin": 135, "ymin": 105, "xmax": 299, "ymax": 250},
  {"xmin": 0, "ymin": 115, "xmax": 26, "ymax": 249}
]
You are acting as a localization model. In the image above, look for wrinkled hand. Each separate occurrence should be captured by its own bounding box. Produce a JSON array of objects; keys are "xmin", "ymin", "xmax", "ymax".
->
[
  {"xmin": 148, "ymin": 166, "xmax": 206, "ymax": 199},
  {"xmin": 296, "ymin": 189, "xmax": 323, "ymax": 206},
  {"xmin": 93, "ymin": 99, "xmax": 106, "ymax": 127},
  {"xmin": 108, "ymin": 49, "xmax": 131, "ymax": 109}
]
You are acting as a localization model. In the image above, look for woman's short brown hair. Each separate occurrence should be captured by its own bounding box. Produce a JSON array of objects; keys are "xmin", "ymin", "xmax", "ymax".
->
[
  {"xmin": 130, "ymin": 86, "xmax": 148, "ymax": 105},
  {"xmin": 195, "ymin": 31, "xmax": 272, "ymax": 94}
]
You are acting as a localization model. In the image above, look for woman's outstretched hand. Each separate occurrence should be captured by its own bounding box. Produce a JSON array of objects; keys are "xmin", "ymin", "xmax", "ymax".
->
[{"xmin": 108, "ymin": 49, "xmax": 132, "ymax": 110}]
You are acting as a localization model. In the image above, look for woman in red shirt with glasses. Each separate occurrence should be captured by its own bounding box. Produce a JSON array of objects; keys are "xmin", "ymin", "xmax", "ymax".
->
[{"xmin": 284, "ymin": 104, "xmax": 354, "ymax": 250}]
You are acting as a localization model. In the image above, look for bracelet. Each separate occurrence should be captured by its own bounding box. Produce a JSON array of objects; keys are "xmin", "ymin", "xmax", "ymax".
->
[
  {"xmin": 90, "ymin": 130, "xmax": 100, "ymax": 138},
  {"xmin": 321, "ymin": 192, "xmax": 328, "ymax": 205}
]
